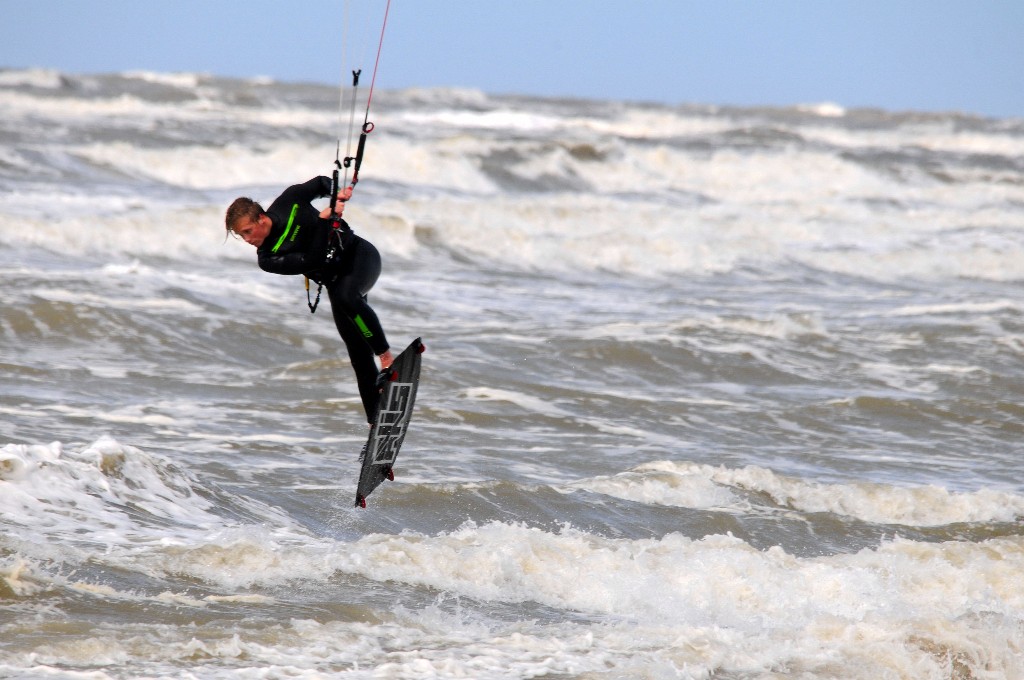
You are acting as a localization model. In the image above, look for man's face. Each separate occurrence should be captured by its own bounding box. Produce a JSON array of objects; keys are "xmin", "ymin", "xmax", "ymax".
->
[{"xmin": 234, "ymin": 215, "xmax": 270, "ymax": 247}]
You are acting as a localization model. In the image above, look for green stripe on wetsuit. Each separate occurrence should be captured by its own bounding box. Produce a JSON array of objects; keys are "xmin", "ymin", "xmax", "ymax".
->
[
  {"xmin": 354, "ymin": 315, "xmax": 373, "ymax": 338},
  {"xmin": 271, "ymin": 204, "xmax": 301, "ymax": 253}
]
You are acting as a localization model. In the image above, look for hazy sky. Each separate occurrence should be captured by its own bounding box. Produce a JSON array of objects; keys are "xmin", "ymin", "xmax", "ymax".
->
[{"xmin": 2, "ymin": 0, "xmax": 1021, "ymax": 118}]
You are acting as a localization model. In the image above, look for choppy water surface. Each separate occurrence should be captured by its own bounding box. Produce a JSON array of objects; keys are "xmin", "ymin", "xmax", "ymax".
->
[{"xmin": 1, "ymin": 68, "xmax": 1023, "ymax": 678}]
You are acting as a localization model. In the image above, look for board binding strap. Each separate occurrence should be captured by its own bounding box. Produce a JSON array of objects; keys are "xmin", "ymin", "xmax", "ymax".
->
[{"xmin": 355, "ymin": 337, "xmax": 425, "ymax": 508}]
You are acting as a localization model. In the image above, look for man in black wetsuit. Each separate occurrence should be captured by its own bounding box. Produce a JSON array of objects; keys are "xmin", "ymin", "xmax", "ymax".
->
[{"xmin": 225, "ymin": 176, "xmax": 393, "ymax": 423}]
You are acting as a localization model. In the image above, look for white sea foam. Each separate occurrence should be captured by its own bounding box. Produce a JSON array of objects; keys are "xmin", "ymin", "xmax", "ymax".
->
[
  {"xmin": 337, "ymin": 520, "xmax": 1023, "ymax": 620},
  {"xmin": 44, "ymin": 514, "xmax": 1013, "ymax": 677},
  {"xmin": 2, "ymin": 436, "xmax": 1021, "ymax": 677},
  {"xmin": 796, "ymin": 101, "xmax": 847, "ymax": 117},
  {"xmin": 0, "ymin": 68, "xmax": 65, "ymax": 89},
  {"xmin": 0, "ymin": 438, "xmax": 306, "ymax": 555},
  {"xmin": 5, "ymin": 72, "xmax": 1022, "ymax": 282},
  {"xmin": 72, "ymin": 141, "xmax": 330, "ymax": 190},
  {"xmin": 3, "ymin": 514, "xmax": 1023, "ymax": 678},
  {"xmin": 324, "ymin": 522, "xmax": 1022, "ymax": 678},
  {"xmin": 398, "ymin": 108, "xmax": 566, "ymax": 133},
  {"xmin": 880, "ymin": 299, "xmax": 1022, "ymax": 318},
  {"xmin": 122, "ymin": 70, "xmax": 204, "ymax": 89},
  {"xmin": 464, "ymin": 387, "xmax": 571, "ymax": 418},
  {"xmin": 0, "ymin": 557, "xmax": 50, "ymax": 597},
  {"xmin": 567, "ymin": 465, "xmax": 738, "ymax": 509},
  {"xmin": 702, "ymin": 311, "xmax": 829, "ymax": 340},
  {"xmin": 573, "ymin": 461, "xmax": 1024, "ymax": 526},
  {"xmin": 803, "ymin": 119, "xmax": 1024, "ymax": 157},
  {"xmin": 0, "ymin": 439, "xmax": 214, "ymax": 540}
]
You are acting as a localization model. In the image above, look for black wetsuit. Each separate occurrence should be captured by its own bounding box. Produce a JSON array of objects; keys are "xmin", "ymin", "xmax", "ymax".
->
[{"xmin": 256, "ymin": 176, "xmax": 389, "ymax": 422}]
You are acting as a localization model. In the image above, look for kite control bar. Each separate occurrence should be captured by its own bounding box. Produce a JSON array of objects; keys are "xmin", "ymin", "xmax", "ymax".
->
[{"xmin": 343, "ymin": 121, "xmax": 374, "ymax": 188}]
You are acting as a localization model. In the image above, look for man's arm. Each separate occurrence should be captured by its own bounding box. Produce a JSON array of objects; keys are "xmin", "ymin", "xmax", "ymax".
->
[
  {"xmin": 257, "ymin": 248, "xmax": 323, "ymax": 276},
  {"xmin": 256, "ymin": 177, "xmax": 334, "ymax": 275},
  {"xmin": 278, "ymin": 176, "xmax": 332, "ymax": 205}
]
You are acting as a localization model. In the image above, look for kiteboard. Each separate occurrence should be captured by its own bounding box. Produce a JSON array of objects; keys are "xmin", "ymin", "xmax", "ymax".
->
[{"xmin": 355, "ymin": 337, "xmax": 424, "ymax": 507}]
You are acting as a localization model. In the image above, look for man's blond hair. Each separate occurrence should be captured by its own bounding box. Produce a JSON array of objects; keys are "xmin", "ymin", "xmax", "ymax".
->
[{"xmin": 225, "ymin": 197, "xmax": 264, "ymax": 235}]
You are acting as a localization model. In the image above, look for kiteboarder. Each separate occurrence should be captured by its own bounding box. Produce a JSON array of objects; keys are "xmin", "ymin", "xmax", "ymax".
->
[{"xmin": 225, "ymin": 177, "xmax": 393, "ymax": 423}]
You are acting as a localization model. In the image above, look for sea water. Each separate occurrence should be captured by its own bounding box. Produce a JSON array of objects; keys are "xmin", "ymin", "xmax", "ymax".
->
[{"xmin": 0, "ymin": 68, "xmax": 1022, "ymax": 678}]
